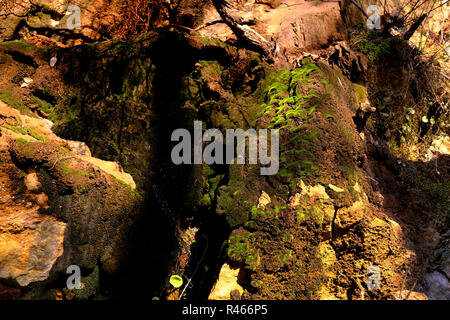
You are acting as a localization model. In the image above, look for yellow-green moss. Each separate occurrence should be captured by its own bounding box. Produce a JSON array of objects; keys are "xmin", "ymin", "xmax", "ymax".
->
[
  {"xmin": 354, "ymin": 83, "xmax": 367, "ymax": 107},
  {"xmin": 28, "ymin": 127, "xmax": 46, "ymax": 142},
  {"xmin": 227, "ymin": 232, "xmax": 260, "ymax": 271},
  {"xmin": 5, "ymin": 125, "xmax": 27, "ymax": 135},
  {"xmin": 0, "ymin": 87, "xmax": 29, "ymax": 114}
]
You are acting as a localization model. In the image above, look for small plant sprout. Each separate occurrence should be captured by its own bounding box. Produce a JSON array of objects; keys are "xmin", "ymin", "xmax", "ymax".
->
[{"xmin": 169, "ymin": 275, "xmax": 183, "ymax": 288}]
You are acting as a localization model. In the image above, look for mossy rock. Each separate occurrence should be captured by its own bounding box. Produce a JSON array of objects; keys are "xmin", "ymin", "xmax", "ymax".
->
[
  {"xmin": 216, "ymin": 165, "xmax": 261, "ymax": 229},
  {"xmin": 63, "ymin": 266, "xmax": 100, "ymax": 300},
  {"xmin": 10, "ymin": 140, "xmax": 141, "ymax": 273}
]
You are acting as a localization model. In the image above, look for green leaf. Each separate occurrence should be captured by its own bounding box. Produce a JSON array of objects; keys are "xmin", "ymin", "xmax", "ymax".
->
[{"xmin": 169, "ymin": 275, "xmax": 183, "ymax": 288}]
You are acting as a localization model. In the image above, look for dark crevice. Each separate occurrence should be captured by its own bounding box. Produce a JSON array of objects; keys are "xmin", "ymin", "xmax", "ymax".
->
[
  {"xmin": 5, "ymin": 49, "xmax": 39, "ymax": 68},
  {"xmin": 32, "ymin": 89, "xmax": 58, "ymax": 106}
]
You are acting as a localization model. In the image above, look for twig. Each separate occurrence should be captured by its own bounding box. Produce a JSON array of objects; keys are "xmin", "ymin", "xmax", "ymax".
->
[
  {"xmin": 193, "ymin": 20, "xmax": 226, "ymax": 31},
  {"xmin": 178, "ymin": 235, "xmax": 209, "ymax": 300},
  {"xmin": 349, "ymin": 0, "xmax": 370, "ymax": 20},
  {"xmin": 404, "ymin": 279, "xmax": 418, "ymax": 300},
  {"xmin": 365, "ymin": 174, "xmax": 380, "ymax": 185},
  {"xmin": 211, "ymin": 0, "xmax": 273, "ymax": 57}
]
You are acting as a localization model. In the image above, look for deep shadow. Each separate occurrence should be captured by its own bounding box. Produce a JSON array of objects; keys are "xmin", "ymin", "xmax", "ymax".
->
[{"xmin": 52, "ymin": 29, "xmax": 238, "ymax": 299}]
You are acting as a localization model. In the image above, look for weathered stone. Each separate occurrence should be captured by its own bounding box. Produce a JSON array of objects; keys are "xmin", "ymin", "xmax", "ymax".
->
[
  {"xmin": 328, "ymin": 184, "xmax": 345, "ymax": 193},
  {"xmin": 209, "ymin": 263, "xmax": 244, "ymax": 300},
  {"xmin": 297, "ymin": 179, "xmax": 330, "ymax": 200},
  {"xmin": 24, "ymin": 170, "xmax": 42, "ymax": 192},
  {"xmin": 0, "ymin": 209, "xmax": 66, "ymax": 287},
  {"xmin": 393, "ymin": 290, "xmax": 428, "ymax": 300},
  {"xmin": 257, "ymin": 191, "xmax": 271, "ymax": 209},
  {"xmin": 66, "ymin": 140, "xmax": 92, "ymax": 157},
  {"xmin": 198, "ymin": 0, "xmax": 346, "ymax": 66},
  {"xmin": 336, "ymin": 200, "xmax": 365, "ymax": 229}
]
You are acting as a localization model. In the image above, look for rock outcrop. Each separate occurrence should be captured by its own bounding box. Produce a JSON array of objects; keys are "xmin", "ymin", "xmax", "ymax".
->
[
  {"xmin": 208, "ymin": 263, "xmax": 244, "ymax": 300},
  {"xmin": 0, "ymin": 0, "xmax": 123, "ymax": 43},
  {"xmin": 0, "ymin": 99, "xmax": 140, "ymax": 297}
]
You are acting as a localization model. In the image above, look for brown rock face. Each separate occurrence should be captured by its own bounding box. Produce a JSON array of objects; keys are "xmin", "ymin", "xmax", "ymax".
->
[
  {"xmin": 0, "ymin": 142, "xmax": 66, "ymax": 288},
  {"xmin": 197, "ymin": 0, "xmax": 346, "ymax": 66},
  {"xmin": 335, "ymin": 200, "xmax": 365, "ymax": 229},
  {"xmin": 0, "ymin": 98, "xmax": 139, "ymax": 294},
  {"xmin": 0, "ymin": 102, "xmax": 67, "ymax": 287},
  {"xmin": 264, "ymin": 2, "xmax": 344, "ymax": 48},
  {"xmin": 0, "ymin": 207, "xmax": 66, "ymax": 287}
]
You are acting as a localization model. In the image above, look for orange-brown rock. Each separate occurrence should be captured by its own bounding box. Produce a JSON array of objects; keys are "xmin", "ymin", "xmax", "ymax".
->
[
  {"xmin": 0, "ymin": 207, "xmax": 66, "ymax": 286},
  {"xmin": 0, "ymin": 99, "xmax": 140, "ymax": 293}
]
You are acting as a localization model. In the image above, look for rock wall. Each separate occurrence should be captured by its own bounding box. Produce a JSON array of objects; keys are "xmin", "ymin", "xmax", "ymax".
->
[
  {"xmin": 0, "ymin": 98, "xmax": 140, "ymax": 298},
  {"xmin": 0, "ymin": 0, "xmax": 448, "ymax": 301}
]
